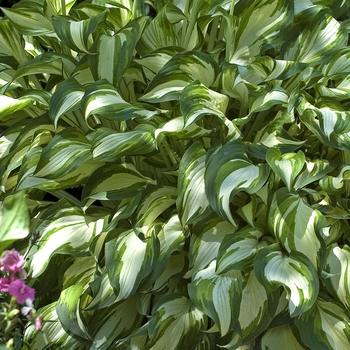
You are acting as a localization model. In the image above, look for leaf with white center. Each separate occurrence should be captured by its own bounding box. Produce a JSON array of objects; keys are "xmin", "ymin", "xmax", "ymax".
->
[
  {"xmin": 29, "ymin": 200, "xmax": 107, "ymax": 277},
  {"xmin": 259, "ymin": 324, "xmax": 304, "ymax": 350},
  {"xmin": 294, "ymin": 158, "xmax": 334, "ymax": 190},
  {"xmin": 179, "ymin": 81, "xmax": 239, "ymax": 139},
  {"xmin": 283, "ymin": 13, "xmax": 347, "ymax": 65},
  {"xmin": 186, "ymin": 217, "xmax": 236, "ymax": 278},
  {"xmin": 269, "ymin": 187, "xmax": 328, "ymax": 268},
  {"xmin": 82, "ymin": 79, "xmax": 159, "ymax": 122},
  {"xmin": 188, "ymin": 260, "xmax": 242, "ymax": 336},
  {"xmin": 295, "ymin": 299, "xmax": 350, "ymax": 350},
  {"xmin": 56, "ymin": 257, "xmax": 96, "ymax": 341},
  {"xmin": 319, "ymin": 47, "xmax": 350, "ymax": 77},
  {"xmin": 254, "ymin": 244, "xmax": 319, "ymax": 317},
  {"xmin": 319, "ymin": 166, "xmax": 350, "ymax": 195},
  {"xmin": 323, "ymin": 244, "xmax": 350, "ymax": 310},
  {"xmin": 249, "ymin": 87, "xmax": 288, "ymax": 115},
  {"xmin": 239, "ymin": 271, "xmax": 278, "ymax": 342},
  {"xmin": 34, "ymin": 129, "xmax": 91, "ymax": 179},
  {"xmin": 140, "ymin": 51, "xmax": 218, "ymax": 102},
  {"xmin": 82, "ymin": 163, "xmax": 156, "ymax": 203},
  {"xmin": 49, "ymin": 78, "xmax": 85, "ymax": 127},
  {"xmin": 177, "ymin": 142, "xmax": 211, "ymax": 226},
  {"xmin": 0, "ymin": 94, "xmax": 34, "ymax": 119},
  {"xmin": 89, "ymin": 295, "xmax": 143, "ymax": 350},
  {"xmin": 134, "ymin": 186, "xmax": 177, "ymax": 235},
  {"xmin": 105, "ymin": 228, "xmax": 159, "ymax": 301},
  {"xmin": 266, "ymin": 148, "xmax": 305, "ymax": 191},
  {"xmin": 205, "ymin": 141, "xmax": 269, "ymax": 225},
  {"xmin": 88, "ymin": 18, "xmax": 147, "ymax": 84},
  {"xmin": 52, "ymin": 11, "xmax": 108, "ymax": 54},
  {"xmin": 85, "ymin": 271, "xmax": 119, "ymax": 311},
  {"xmin": 91, "ymin": 126, "xmax": 156, "ymax": 162},
  {"xmin": 24, "ymin": 302, "xmax": 82, "ymax": 349},
  {"xmin": 1, "ymin": 6, "xmax": 54, "ymax": 36},
  {"xmin": 12, "ymin": 52, "xmax": 77, "ymax": 81},
  {"xmin": 0, "ymin": 190, "xmax": 29, "ymax": 253},
  {"xmin": 216, "ymin": 226, "xmax": 264, "ymax": 274},
  {"xmin": 148, "ymin": 294, "xmax": 207, "ymax": 350},
  {"xmin": 227, "ymin": 0, "xmax": 292, "ymax": 65}
]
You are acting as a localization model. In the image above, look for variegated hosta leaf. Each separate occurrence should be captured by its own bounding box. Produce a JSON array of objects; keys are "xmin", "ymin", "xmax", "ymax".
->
[
  {"xmin": 185, "ymin": 216, "xmax": 236, "ymax": 278},
  {"xmin": 0, "ymin": 94, "xmax": 34, "ymax": 119},
  {"xmin": 52, "ymin": 11, "xmax": 108, "ymax": 53},
  {"xmin": 216, "ymin": 226, "xmax": 264, "ymax": 274},
  {"xmin": 283, "ymin": 13, "xmax": 347, "ymax": 64},
  {"xmin": 136, "ymin": 6, "xmax": 177, "ymax": 55},
  {"xmin": 12, "ymin": 52, "xmax": 77, "ymax": 81},
  {"xmin": 269, "ymin": 187, "xmax": 328, "ymax": 268},
  {"xmin": 141, "ymin": 51, "xmax": 218, "ymax": 102},
  {"xmin": 180, "ymin": 81, "xmax": 239, "ymax": 139},
  {"xmin": 88, "ymin": 18, "xmax": 147, "ymax": 84},
  {"xmin": 148, "ymin": 294, "xmax": 207, "ymax": 350},
  {"xmin": 254, "ymin": 244, "xmax": 319, "ymax": 317},
  {"xmin": 319, "ymin": 47, "xmax": 350, "ymax": 77},
  {"xmin": 323, "ymin": 244, "xmax": 350, "ymax": 310},
  {"xmin": 89, "ymin": 295, "xmax": 144, "ymax": 350},
  {"xmin": 0, "ymin": 190, "xmax": 29, "ymax": 253},
  {"xmin": 239, "ymin": 271, "xmax": 278, "ymax": 342},
  {"xmin": 295, "ymin": 299, "xmax": 350, "ymax": 349},
  {"xmin": 91, "ymin": 126, "xmax": 156, "ymax": 162},
  {"xmin": 259, "ymin": 324, "xmax": 304, "ymax": 350},
  {"xmin": 1, "ymin": 6, "xmax": 54, "ymax": 36},
  {"xmin": 56, "ymin": 257, "xmax": 96, "ymax": 341},
  {"xmin": 49, "ymin": 78, "xmax": 85, "ymax": 127},
  {"xmin": 205, "ymin": 141, "xmax": 269, "ymax": 225},
  {"xmin": 298, "ymin": 97, "xmax": 350, "ymax": 150},
  {"xmin": 266, "ymin": 148, "xmax": 305, "ymax": 191},
  {"xmin": 105, "ymin": 228, "xmax": 159, "ymax": 301},
  {"xmin": 34, "ymin": 129, "xmax": 91, "ymax": 179},
  {"xmin": 188, "ymin": 260, "xmax": 242, "ymax": 336},
  {"xmin": 134, "ymin": 186, "xmax": 178, "ymax": 236},
  {"xmin": 294, "ymin": 158, "xmax": 334, "ymax": 190},
  {"xmin": 82, "ymin": 79, "xmax": 158, "ymax": 122},
  {"xmin": 85, "ymin": 271, "xmax": 119, "ymax": 311},
  {"xmin": 82, "ymin": 163, "xmax": 156, "ymax": 204},
  {"xmin": 24, "ymin": 302, "xmax": 83, "ymax": 350},
  {"xmin": 319, "ymin": 166, "xmax": 350, "ymax": 195},
  {"xmin": 177, "ymin": 142, "xmax": 211, "ymax": 226},
  {"xmin": 29, "ymin": 200, "xmax": 107, "ymax": 277},
  {"xmin": 227, "ymin": 0, "xmax": 292, "ymax": 64}
]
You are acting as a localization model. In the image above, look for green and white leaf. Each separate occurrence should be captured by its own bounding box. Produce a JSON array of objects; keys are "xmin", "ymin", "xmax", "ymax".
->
[
  {"xmin": 295, "ymin": 299, "xmax": 350, "ymax": 350},
  {"xmin": 148, "ymin": 294, "xmax": 207, "ymax": 350},
  {"xmin": 29, "ymin": 201, "xmax": 106, "ymax": 277},
  {"xmin": 266, "ymin": 148, "xmax": 305, "ymax": 191},
  {"xmin": 216, "ymin": 226, "xmax": 264, "ymax": 274},
  {"xmin": 91, "ymin": 126, "xmax": 156, "ymax": 162},
  {"xmin": 254, "ymin": 244, "xmax": 319, "ymax": 317},
  {"xmin": 0, "ymin": 94, "xmax": 34, "ymax": 119},
  {"xmin": 105, "ymin": 228, "xmax": 159, "ymax": 301},
  {"xmin": 177, "ymin": 142, "xmax": 211, "ymax": 226},
  {"xmin": 205, "ymin": 141, "xmax": 269, "ymax": 225},
  {"xmin": 188, "ymin": 260, "xmax": 242, "ymax": 336},
  {"xmin": 269, "ymin": 187, "xmax": 328, "ymax": 268}
]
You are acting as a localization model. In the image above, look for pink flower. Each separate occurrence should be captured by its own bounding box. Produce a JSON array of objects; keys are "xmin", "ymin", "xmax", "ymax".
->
[
  {"xmin": 0, "ymin": 250, "xmax": 25, "ymax": 272},
  {"xmin": 8, "ymin": 279, "xmax": 35, "ymax": 304},
  {"xmin": 35, "ymin": 315, "xmax": 43, "ymax": 330},
  {"xmin": 0, "ymin": 277, "xmax": 11, "ymax": 292}
]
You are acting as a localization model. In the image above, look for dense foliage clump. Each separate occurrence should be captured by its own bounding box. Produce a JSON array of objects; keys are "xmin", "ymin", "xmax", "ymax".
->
[{"xmin": 1, "ymin": 0, "xmax": 350, "ymax": 349}]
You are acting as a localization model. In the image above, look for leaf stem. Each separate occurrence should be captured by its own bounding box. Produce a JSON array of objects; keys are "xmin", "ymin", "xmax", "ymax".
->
[{"xmin": 61, "ymin": 0, "xmax": 66, "ymax": 16}]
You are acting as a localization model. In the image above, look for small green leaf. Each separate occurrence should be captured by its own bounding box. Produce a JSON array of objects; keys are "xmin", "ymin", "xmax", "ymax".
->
[{"xmin": 0, "ymin": 191, "xmax": 29, "ymax": 253}]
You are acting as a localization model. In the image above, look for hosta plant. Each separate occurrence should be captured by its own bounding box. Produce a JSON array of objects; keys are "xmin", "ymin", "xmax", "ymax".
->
[{"xmin": 1, "ymin": 0, "xmax": 350, "ymax": 349}]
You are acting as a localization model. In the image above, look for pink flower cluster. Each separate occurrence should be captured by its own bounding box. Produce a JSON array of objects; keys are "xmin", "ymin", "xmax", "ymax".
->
[{"xmin": 0, "ymin": 249, "xmax": 42, "ymax": 330}]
